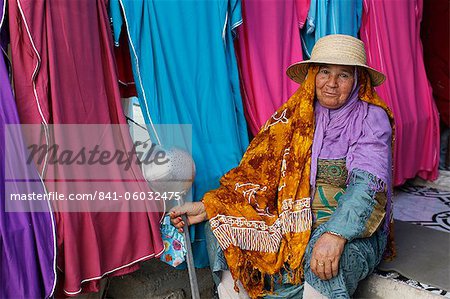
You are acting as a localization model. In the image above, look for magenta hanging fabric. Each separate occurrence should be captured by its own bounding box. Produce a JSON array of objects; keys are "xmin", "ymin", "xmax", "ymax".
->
[
  {"xmin": 360, "ymin": 0, "xmax": 440, "ymax": 185},
  {"xmin": 1, "ymin": 1, "xmax": 57, "ymax": 297},
  {"xmin": 235, "ymin": 0, "xmax": 310, "ymax": 135},
  {"xmin": 8, "ymin": 0, "xmax": 164, "ymax": 296}
]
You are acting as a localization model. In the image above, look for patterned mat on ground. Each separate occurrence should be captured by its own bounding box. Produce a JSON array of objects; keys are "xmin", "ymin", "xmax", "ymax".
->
[
  {"xmin": 395, "ymin": 184, "xmax": 450, "ymax": 233},
  {"xmin": 373, "ymin": 270, "xmax": 450, "ymax": 298},
  {"xmin": 375, "ymin": 183, "xmax": 450, "ymax": 297}
]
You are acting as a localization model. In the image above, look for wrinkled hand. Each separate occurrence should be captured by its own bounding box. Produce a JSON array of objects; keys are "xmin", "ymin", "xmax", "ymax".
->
[
  {"xmin": 169, "ymin": 202, "xmax": 207, "ymax": 233},
  {"xmin": 310, "ymin": 232, "xmax": 347, "ymax": 280}
]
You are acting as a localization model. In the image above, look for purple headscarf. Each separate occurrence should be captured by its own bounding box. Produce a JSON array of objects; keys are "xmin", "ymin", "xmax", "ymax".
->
[{"xmin": 310, "ymin": 67, "xmax": 393, "ymax": 231}]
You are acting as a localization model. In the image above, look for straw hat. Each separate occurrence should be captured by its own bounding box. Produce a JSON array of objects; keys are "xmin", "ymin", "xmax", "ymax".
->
[{"xmin": 286, "ymin": 34, "xmax": 386, "ymax": 86}]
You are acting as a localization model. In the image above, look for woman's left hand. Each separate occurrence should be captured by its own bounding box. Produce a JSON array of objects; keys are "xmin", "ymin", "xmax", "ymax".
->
[{"xmin": 310, "ymin": 232, "xmax": 347, "ymax": 280}]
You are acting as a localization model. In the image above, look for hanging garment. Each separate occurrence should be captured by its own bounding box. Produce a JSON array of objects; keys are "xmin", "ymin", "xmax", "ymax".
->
[
  {"xmin": 8, "ymin": 0, "xmax": 164, "ymax": 295},
  {"xmin": 0, "ymin": 3, "xmax": 57, "ymax": 297},
  {"xmin": 301, "ymin": 0, "xmax": 362, "ymax": 58},
  {"xmin": 114, "ymin": 24, "xmax": 138, "ymax": 99},
  {"xmin": 110, "ymin": 0, "xmax": 249, "ymax": 268},
  {"xmin": 360, "ymin": 0, "xmax": 440, "ymax": 185},
  {"xmin": 421, "ymin": 0, "xmax": 449, "ymax": 127},
  {"xmin": 113, "ymin": 26, "xmax": 138, "ymax": 138},
  {"xmin": 235, "ymin": 0, "xmax": 310, "ymax": 136}
]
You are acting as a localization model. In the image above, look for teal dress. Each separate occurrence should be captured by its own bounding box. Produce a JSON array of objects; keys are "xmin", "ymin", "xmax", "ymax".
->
[
  {"xmin": 301, "ymin": 0, "xmax": 363, "ymax": 58},
  {"xmin": 109, "ymin": 0, "xmax": 249, "ymax": 268}
]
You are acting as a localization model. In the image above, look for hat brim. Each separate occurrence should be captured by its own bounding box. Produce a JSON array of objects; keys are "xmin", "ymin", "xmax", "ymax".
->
[{"xmin": 286, "ymin": 60, "xmax": 386, "ymax": 87}]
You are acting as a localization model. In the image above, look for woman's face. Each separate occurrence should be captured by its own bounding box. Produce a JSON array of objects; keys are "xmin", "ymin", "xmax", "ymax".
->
[{"xmin": 315, "ymin": 64, "xmax": 355, "ymax": 109}]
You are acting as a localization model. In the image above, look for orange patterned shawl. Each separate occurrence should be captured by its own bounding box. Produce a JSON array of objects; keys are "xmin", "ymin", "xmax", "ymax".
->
[{"xmin": 202, "ymin": 66, "xmax": 394, "ymax": 298}]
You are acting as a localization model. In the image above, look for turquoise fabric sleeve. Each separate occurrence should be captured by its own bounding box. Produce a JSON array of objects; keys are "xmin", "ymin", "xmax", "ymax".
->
[
  {"xmin": 108, "ymin": 0, "xmax": 123, "ymax": 46},
  {"xmin": 229, "ymin": 0, "xmax": 243, "ymax": 32},
  {"xmin": 323, "ymin": 168, "xmax": 386, "ymax": 241},
  {"xmin": 356, "ymin": 0, "xmax": 363, "ymax": 32}
]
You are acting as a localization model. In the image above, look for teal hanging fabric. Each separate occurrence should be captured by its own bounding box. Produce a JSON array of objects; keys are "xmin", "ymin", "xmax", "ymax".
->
[
  {"xmin": 109, "ymin": 0, "xmax": 249, "ymax": 268},
  {"xmin": 301, "ymin": 0, "xmax": 363, "ymax": 58}
]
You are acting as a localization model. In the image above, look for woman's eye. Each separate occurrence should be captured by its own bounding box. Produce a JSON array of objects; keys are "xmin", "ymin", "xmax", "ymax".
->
[
  {"xmin": 320, "ymin": 69, "xmax": 329, "ymax": 74},
  {"xmin": 340, "ymin": 73, "xmax": 350, "ymax": 78}
]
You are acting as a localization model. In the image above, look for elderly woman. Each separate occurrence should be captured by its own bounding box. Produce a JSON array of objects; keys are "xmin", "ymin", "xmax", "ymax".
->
[{"xmin": 170, "ymin": 34, "xmax": 394, "ymax": 299}]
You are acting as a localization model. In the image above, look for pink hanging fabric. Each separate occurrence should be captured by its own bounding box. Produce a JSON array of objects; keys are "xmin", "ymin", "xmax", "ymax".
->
[
  {"xmin": 360, "ymin": 0, "xmax": 440, "ymax": 185},
  {"xmin": 235, "ymin": 0, "xmax": 310, "ymax": 135}
]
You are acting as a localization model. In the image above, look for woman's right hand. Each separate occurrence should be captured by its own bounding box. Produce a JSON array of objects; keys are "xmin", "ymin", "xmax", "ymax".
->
[
  {"xmin": 310, "ymin": 232, "xmax": 346, "ymax": 280},
  {"xmin": 169, "ymin": 202, "xmax": 207, "ymax": 233}
]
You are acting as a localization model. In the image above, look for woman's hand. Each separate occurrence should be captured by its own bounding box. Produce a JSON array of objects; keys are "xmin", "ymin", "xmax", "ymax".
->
[
  {"xmin": 310, "ymin": 232, "xmax": 347, "ymax": 280},
  {"xmin": 169, "ymin": 202, "xmax": 207, "ymax": 233}
]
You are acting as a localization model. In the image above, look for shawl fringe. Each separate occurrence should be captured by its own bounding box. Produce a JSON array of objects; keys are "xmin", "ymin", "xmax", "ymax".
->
[{"xmin": 210, "ymin": 198, "xmax": 312, "ymax": 253}]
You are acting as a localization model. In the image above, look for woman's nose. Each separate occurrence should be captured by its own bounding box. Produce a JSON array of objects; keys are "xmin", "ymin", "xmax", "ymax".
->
[{"xmin": 326, "ymin": 76, "xmax": 339, "ymax": 87}]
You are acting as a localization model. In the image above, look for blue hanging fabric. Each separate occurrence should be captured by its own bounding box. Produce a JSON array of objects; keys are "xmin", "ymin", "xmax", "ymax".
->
[
  {"xmin": 109, "ymin": 0, "xmax": 249, "ymax": 268},
  {"xmin": 301, "ymin": 0, "xmax": 363, "ymax": 58}
]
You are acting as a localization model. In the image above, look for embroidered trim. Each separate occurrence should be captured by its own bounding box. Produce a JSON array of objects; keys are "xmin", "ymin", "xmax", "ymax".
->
[
  {"xmin": 316, "ymin": 158, "xmax": 347, "ymax": 187},
  {"xmin": 210, "ymin": 198, "xmax": 312, "ymax": 252}
]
